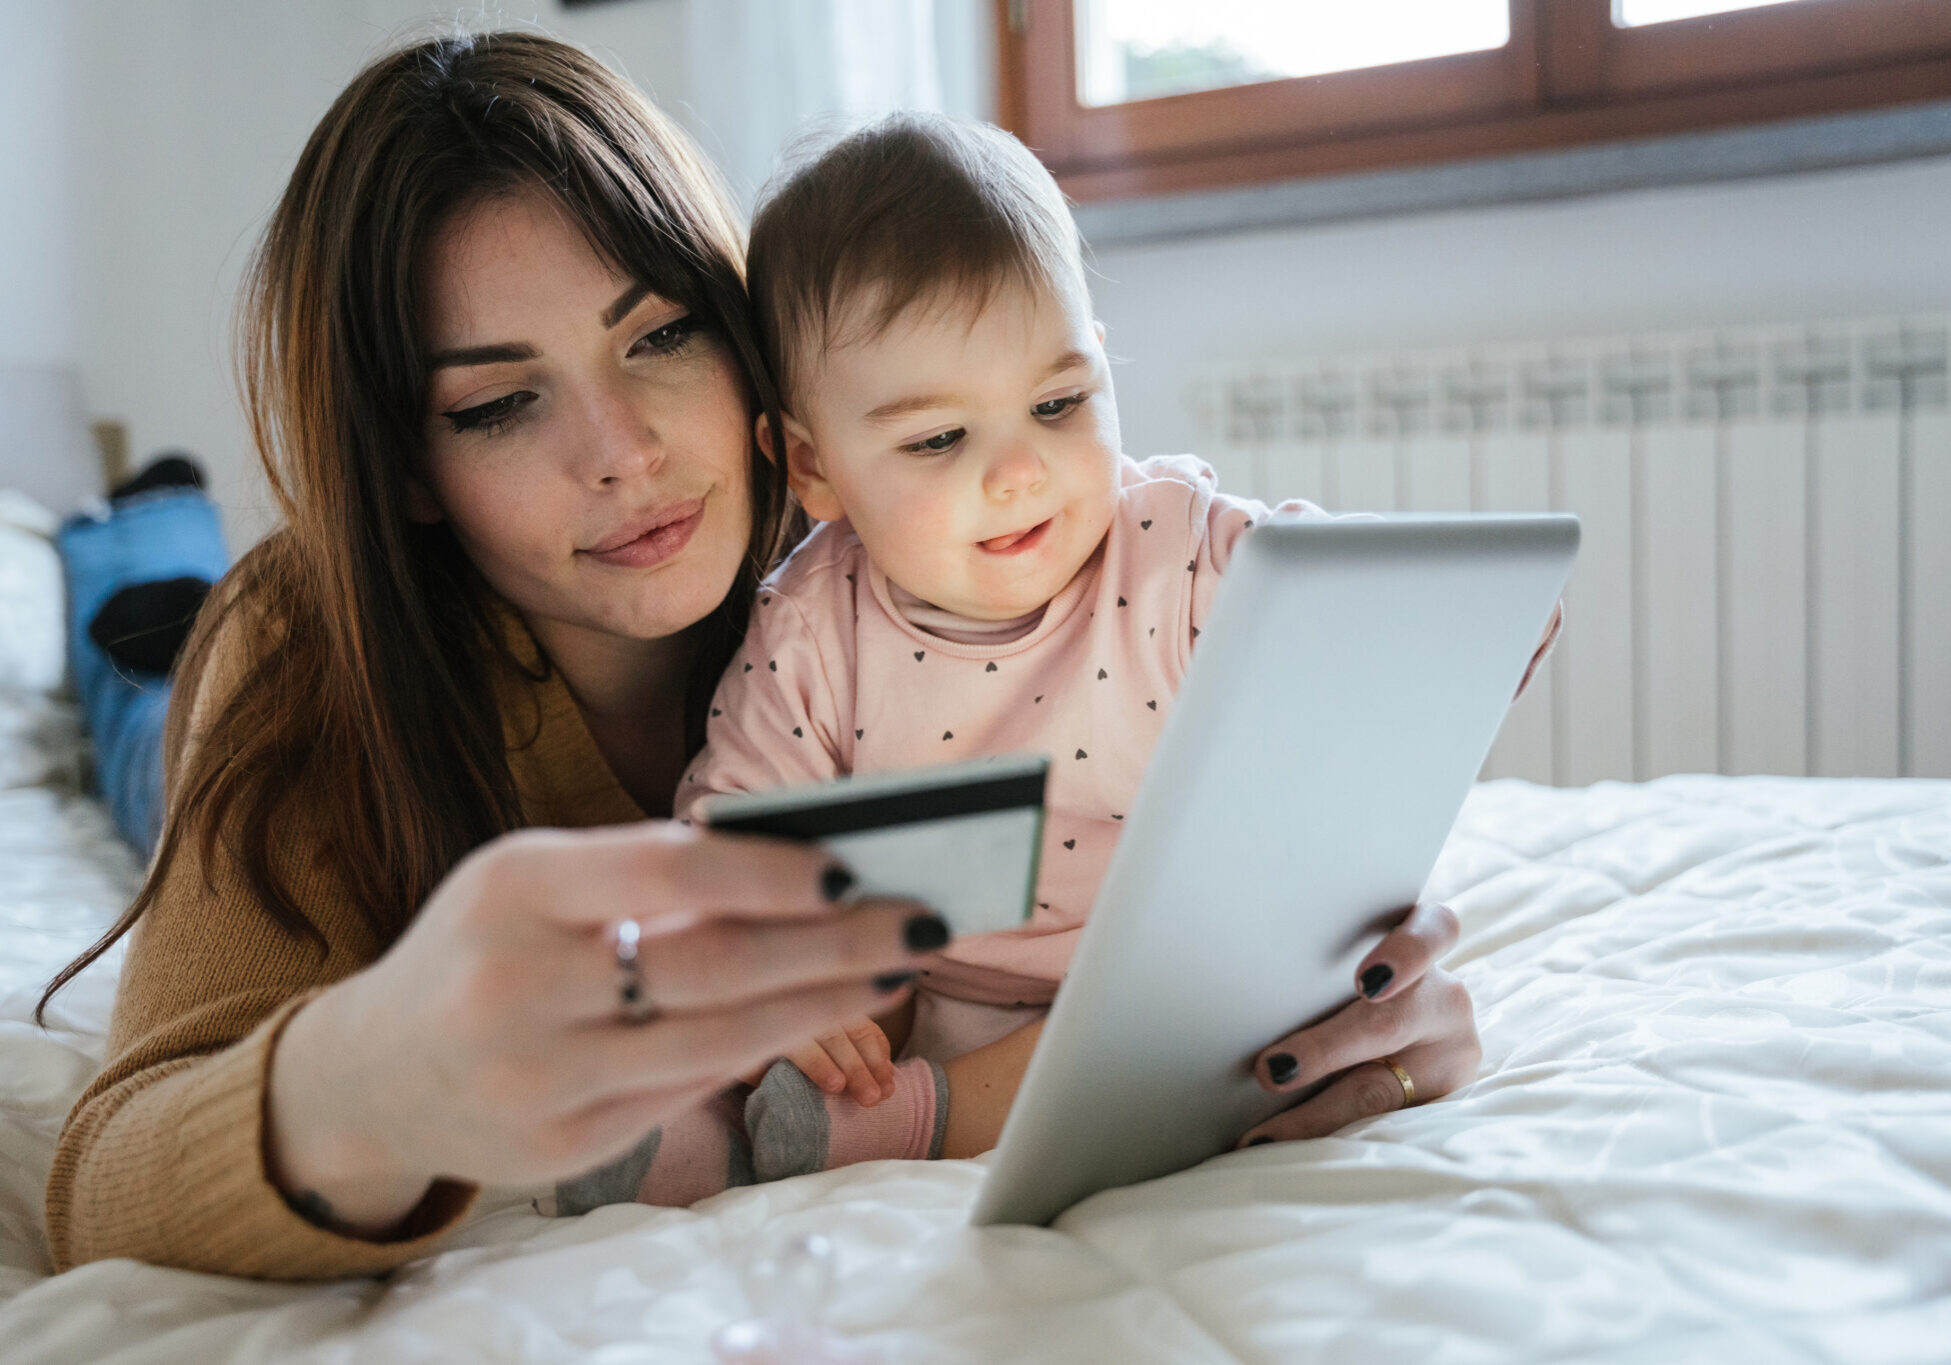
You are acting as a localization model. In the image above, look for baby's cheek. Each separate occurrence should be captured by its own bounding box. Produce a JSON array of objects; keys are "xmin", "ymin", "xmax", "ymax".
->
[{"xmin": 887, "ymin": 499, "xmax": 963, "ymax": 571}]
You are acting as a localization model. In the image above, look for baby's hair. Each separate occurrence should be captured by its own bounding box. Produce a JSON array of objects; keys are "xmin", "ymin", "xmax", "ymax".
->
[{"xmin": 748, "ymin": 110, "xmax": 1087, "ymax": 411}]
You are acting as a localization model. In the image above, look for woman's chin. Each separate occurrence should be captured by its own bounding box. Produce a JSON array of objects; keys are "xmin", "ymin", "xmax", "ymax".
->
[{"xmin": 620, "ymin": 567, "xmax": 731, "ymax": 639}]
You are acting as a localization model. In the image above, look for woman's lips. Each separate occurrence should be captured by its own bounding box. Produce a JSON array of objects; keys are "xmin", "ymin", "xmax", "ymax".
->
[
  {"xmin": 979, "ymin": 518, "xmax": 1052, "ymax": 555},
  {"xmin": 582, "ymin": 499, "xmax": 706, "ymax": 569}
]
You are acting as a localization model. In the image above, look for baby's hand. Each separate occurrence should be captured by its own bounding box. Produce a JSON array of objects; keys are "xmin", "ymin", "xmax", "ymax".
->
[
  {"xmin": 787, "ymin": 1016, "xmax": 897, "ymax": 1107},
  {"xmin": 1515, "ymin": 601, "xmax": 1564, "ymax": 700}
]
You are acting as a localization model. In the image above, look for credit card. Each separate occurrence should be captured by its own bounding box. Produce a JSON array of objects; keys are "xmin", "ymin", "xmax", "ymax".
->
[{"xmin": 702, "ymin": 754, "xmax": 1049, "ymax": 937}]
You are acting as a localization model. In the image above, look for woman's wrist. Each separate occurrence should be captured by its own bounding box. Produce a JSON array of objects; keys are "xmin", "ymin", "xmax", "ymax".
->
[{"xmin": 265, "ymin": 980, "xmax": 437, "ymax": 1238}]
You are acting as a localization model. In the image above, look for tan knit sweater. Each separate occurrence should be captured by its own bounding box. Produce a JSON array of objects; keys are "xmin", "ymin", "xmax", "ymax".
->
[{"xmin": 44, "ymin": 624, "xmax": 644, "ymax": 1280}]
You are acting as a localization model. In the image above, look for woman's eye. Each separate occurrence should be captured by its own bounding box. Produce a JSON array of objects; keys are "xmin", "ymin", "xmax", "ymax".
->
[
  {"xmin": 442, "ymin": 391, "xmax": 533, "ymax": 435},
  {"xmin": 1033, "ymin": 393, "xmax": 1088, "ymax": 420},
  {"xmin": 902, "ymin": 427, "xmax": 965, "ymax": 455},
  {"xmin": 632, "ymin": 315, "xmax": 703, "ymax": 357}
]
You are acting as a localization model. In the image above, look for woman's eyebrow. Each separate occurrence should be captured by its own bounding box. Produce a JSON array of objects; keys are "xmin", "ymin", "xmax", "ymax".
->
[
  {"xmin": 602, "ymin": 282, "xmax": 651, "ymax": 329},
  {"xmin": 427, "ymin": 285, "xmax": 653, "ymax": 371},
  {"xmin": 429, "ymin": 342, "xmax": 538, "ymax": 371}
]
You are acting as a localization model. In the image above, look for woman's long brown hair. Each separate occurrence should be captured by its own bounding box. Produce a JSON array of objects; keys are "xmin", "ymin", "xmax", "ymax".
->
[{"xmin": 37, "ymin": 31, "xmax": 801, "ymax": 1021}]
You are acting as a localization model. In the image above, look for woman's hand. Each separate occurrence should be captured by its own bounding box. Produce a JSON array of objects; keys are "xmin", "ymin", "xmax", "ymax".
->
[
  {"xmin": 266, "ymin": 820, "xmax": 942, "ymax": 1236},
  {"xmin": 1236, "ymin": 900, "xmax": 1479, "ymax": 1145}
]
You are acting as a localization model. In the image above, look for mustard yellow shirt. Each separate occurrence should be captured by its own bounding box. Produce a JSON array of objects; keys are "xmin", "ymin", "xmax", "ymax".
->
[{"xmin": 46, "ymin": 625, "xmax": 642, "ymax": 1280}]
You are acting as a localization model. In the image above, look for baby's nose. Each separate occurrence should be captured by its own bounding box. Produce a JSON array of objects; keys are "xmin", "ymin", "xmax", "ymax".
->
[{"xmin": 984, "ymin": 443, "xmax": 1047, "ymax": 498}]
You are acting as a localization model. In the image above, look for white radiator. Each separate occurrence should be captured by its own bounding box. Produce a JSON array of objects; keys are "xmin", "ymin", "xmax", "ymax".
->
[{"xmin": 1186, "ymin": 318, "xmax": 1951, "ymax": 784}]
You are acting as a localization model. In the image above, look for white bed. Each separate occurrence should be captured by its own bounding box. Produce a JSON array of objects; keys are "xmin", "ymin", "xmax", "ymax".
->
[{"xmin": 3, "ymin": 489, "xmax": 1948, "ymax": 1364}]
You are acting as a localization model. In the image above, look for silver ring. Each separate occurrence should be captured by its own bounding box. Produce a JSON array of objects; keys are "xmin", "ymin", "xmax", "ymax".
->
[{"xmin": 613, "ymin": 920, "xmax": 658, "ymax": 1024}]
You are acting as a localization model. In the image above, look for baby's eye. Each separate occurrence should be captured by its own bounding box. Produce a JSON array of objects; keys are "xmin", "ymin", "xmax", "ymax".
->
[
  {"xmin": 1033, "ymin": 393, "xmax": 1089, "ymax": 420},
  {"xmin": 902, "ymin": 427, "xmax": 965, "ymax": 455},
  {"xmin": 442, "ymin": 391, "xmax": 533, "ymax": 436}
]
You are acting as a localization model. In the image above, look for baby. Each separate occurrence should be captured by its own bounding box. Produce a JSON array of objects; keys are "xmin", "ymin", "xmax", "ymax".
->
[
  {"xmin": 690, "ymin": 111, "xmax": 1323, "ymax": 1183},
  {"xmin": 556, "ymin": 112, "xmax": 1547, "ymax": 1213}
]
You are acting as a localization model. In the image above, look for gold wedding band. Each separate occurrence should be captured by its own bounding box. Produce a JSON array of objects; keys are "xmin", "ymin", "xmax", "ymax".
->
[{"xmin": 1382, "ymin": 1058, "xmax": 1416, "ymax": 1107}]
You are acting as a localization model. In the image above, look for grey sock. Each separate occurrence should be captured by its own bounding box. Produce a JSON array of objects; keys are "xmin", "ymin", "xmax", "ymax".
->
[
  {"xmin": 555, "ymin": 1125, "xmax": 663, "ymax": 1217},
  {"xmin": 552, "ymin": 1116, "xmax": 757, "ymax": 1216},
  {"xmin": 745, "ymin": 1057, "xmax": 952, "ymax": 1184},
  {"xmin": 746, "ymin": 1060, "xmax": 830, "ymax": 1182}
]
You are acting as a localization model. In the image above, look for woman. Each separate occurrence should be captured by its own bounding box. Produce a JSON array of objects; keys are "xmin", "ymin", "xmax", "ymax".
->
[{"xmin": 39, "ymin": 30, "xmax": 1480, "ymax": 1281}]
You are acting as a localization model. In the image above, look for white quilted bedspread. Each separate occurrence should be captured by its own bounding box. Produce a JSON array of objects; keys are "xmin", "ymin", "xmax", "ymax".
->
[{"xmin": 2, "ymin": 686, "xmax": 1948, "ymax": 1364}]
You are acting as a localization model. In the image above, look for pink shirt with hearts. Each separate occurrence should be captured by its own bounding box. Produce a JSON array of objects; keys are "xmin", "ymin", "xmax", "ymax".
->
[{"xmin": 676, "ymin": 455, "xmax": 1317, "ymax": 1007}]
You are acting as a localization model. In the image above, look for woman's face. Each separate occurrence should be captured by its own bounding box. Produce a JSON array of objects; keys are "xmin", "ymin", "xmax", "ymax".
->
[{"xmin": 418, "ymin": 191, "xmax": 754, "ymax": 651}]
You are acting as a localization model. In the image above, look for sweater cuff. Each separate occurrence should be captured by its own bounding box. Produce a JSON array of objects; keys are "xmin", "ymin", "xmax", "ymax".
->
[{"xmin": 164, "ymin": 993, "xmax": 478, "ymax": 1280}]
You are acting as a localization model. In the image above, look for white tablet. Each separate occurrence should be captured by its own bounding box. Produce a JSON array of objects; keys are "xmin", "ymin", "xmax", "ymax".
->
[{"xmin": 972, "ymin": 513, "xmax": 1579, "ymax": 1227}]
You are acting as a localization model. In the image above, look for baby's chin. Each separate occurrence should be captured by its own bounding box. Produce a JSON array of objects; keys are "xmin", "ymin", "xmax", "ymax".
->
[
  {"xmin": 948, "ymin": 567, "xmax": 1085, "ymax": 622},
  {"xmin": 964, "ymin": 542, "xmax": 1110, "ymax": 619}
]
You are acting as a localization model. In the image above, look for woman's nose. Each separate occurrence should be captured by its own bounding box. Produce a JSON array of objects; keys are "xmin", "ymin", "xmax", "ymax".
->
[
  {"xmin": 584, "ymin": 382, "xmax": 666, "ymax": 487},
  {"xmin": 983, "ymin": 440, "xmax": 1047, "ymax": 500}
]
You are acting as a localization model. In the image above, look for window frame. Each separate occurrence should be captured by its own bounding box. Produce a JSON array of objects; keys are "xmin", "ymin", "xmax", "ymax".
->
[{"xmin": 997, "ymin": 0, "xmax": 1951, "ymax": 202}]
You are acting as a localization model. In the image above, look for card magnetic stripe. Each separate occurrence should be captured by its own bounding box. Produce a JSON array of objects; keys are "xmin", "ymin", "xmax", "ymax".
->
[{"xmin": 710, "ymin": 768, "xmax": 1049, "ymax": 840}]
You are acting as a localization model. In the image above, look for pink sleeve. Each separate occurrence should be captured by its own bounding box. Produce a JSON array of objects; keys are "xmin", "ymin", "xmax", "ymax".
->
[
  {"xmin": 1188, "ymin": 482, "xmax": 1326, "ymax": 637},
  {"xmin": 674, "ymin": 590, "xmax": 848, "ymax": 823}
]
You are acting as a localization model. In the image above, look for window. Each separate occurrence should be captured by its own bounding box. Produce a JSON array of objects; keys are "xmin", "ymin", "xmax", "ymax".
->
[
  {"xmin": 1073, "ymin": 2, "xmax": 1511, "ymax": 107},
  {"xmin": 996, "ymin": 0, "xmax": 1951, "ymax": 201},
  {"xmin": 1616, "ymin": 0, "xmax": 1807, "ymax": 24}
]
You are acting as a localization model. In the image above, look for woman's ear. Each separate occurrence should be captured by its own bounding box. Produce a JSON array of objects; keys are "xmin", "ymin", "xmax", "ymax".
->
[{"xmin": 757, "ymin": 411, "xmax": 846, "ymax": 522}]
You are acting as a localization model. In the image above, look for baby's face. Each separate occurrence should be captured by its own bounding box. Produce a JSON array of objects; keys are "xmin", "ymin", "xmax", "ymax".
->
[{"xmin": 783, "ymin": 280, "xmax": 1122, "ymax": 621}]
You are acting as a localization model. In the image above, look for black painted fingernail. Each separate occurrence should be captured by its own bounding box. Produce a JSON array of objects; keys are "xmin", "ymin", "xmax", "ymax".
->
[
  {"xmin": 903, "ymin": 913, "xmax": 951, "ymax": 952},
  {"xmin": 1360, "ymin": 964, "xmax": 1395, "ymax": 999},
  {"xmin": 1246, "ymin": 1136, "xmax": 1274, "ymax": 1147},
  {"xmin": 821, "ymin": 863, "xmax": 856, "ymax": 902},
  {"xmin": 873, "ymin": 970, "xmax": 917, "ymax": 994},
  {"xmin": 1266, "ymin": 1052, "xmax": 1299, "ymax": 1086}
]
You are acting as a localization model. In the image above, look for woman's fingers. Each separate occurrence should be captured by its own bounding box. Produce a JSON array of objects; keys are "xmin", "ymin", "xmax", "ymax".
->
[
  {"xmin": 1239, "ymin": 969, "xmax": 1482, "ymax": 1148},
  {"xmin": 1254, "ymin": 966, "xmax": 1475, "ymax": 1096},
  {"xmin": 553, "ymin": 898, "xmax": 946, "ymax": 1023},
  {"xmin": 500, "ymin": 822, "xmax": 854, "ymax": 930},
  {"xmin": 1350, "ymin": 900, "xmax": 1460, "ymax": 1005},
  {"xmin": 341, "ymin": 818, "xmax": 947, "ymax": 1192},
  {"xmin": 1255, "ymin": 990, "xmax": 1421, "ymax": 1097},
  {"xmin": 1236, "ymin": 1041, "xmax": 1458, "ymax": 1146},
  {"xmin": 1244, "ymin": 1033, "xmax": 1476, "ymax": 1145}
]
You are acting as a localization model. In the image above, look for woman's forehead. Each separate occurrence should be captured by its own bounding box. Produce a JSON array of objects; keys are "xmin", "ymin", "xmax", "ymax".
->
[{"xmin": 422, "ymin": 192, "xmax": 647, "ymax": 348}]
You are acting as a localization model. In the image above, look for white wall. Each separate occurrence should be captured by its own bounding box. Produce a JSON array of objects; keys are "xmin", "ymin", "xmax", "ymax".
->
[
  {"xmin": 0, "ymin": 4, "xmax": 79, "ymax": 368},
  {"xmin": 1091, "ymin": 155, "xmax": 1951, "ymax": 459}
]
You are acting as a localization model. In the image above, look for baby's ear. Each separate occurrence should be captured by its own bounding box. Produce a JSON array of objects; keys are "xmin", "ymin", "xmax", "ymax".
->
[{"xmin": 764, "ymin": 412, "xmax": 846, "ymax": 523}]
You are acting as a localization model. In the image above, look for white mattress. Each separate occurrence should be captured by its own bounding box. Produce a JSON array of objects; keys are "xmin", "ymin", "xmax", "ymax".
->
[{"xmin": 2, "ymin": 682, "xmax": 1947, "ymax": 1363}]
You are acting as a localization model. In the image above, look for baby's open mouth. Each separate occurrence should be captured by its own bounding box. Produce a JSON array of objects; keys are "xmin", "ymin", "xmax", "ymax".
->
[{"xmin": 979, "ymin": 518, "xmax": 1052, "ymax": 555}]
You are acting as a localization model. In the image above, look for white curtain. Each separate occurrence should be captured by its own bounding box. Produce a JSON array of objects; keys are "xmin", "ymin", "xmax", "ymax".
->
[{"xmin": 683, "ymin": 0, "xmax": 993, "ymax": 209}]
